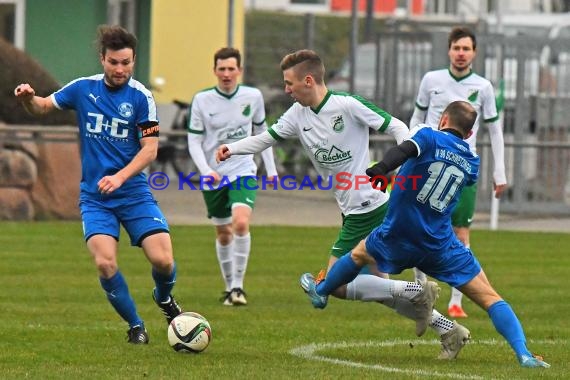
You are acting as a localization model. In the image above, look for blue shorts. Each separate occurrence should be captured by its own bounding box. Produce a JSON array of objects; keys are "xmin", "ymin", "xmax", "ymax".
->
[
  {"xmin": 364, "ymin": 229, "xmax": 481, "ymax": 288},
  {"xmin": 80, "ymin": 192, "xmax": 169, "ymax": 247}
]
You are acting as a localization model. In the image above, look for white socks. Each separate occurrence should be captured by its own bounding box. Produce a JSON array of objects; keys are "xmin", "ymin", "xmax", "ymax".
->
[
  {"xmin": 231, "ymin": 233, "xmax": 250, "ymax": 290},
  {"xmin": 392, "ymin": 280, "xmax": 424, "ymax": 300},
  {"xmin": 216, "ymin": 240, "xmax": 233, "ymax": 292},
  {"xmin": 429, "ymin": 310, "xmax": 455, "ymax": 335},
  {"xmin": 345, "ymin": 274, "xmax": 395, "ymax": 301},
  {"xmin": 346, "ymin": 274, "xmax": 454, "ymax": 336},
  {"xmin": 216, "ymin": 233, "xmax": 251, "ymax": 291},
  {"xmin": 449, "ymin": 287, "xmax": 463, "ymax": 307},
  {"xmin": 346, "ymin": 275, "xmax": 423, "ymax": 302},
  {"xmin": 380, "ymin": 296, "xmax": 454, "ymax": 336}
]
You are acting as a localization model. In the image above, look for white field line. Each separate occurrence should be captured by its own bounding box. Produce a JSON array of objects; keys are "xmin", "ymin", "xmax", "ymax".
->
[{"xmin": 289, "ymin": 339, "xmax": 562, "ymax": 380}]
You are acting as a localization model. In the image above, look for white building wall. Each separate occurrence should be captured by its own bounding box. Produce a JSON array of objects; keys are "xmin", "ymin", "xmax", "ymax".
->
[
  {"xmin": 245, "ymin": 0, "xmax": 549, "ymax": 15},
  {"xmin": 245, "ymin": 0, "xmax": 330, "ymax": 14}
]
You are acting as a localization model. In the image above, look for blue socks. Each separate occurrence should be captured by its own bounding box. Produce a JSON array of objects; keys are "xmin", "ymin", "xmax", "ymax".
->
[
  {"xmin": 100, "ymin": 271, "xmax": 142, "ymax": 328},
  {"xmin": 152, "ymin": 262, "xmax": 177, "ymax": 303},
  {"xmin": 316, "ymin": 252, "xmax": 361, "ymax": 296},
  {"xmin": 488, "ymin": 300, "xmax": 532, "ymax": 358}
]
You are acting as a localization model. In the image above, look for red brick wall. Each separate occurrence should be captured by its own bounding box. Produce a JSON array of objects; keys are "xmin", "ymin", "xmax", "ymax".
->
[{"xmin": 330, "ymin": 0, "xmax": 424, "ymax": 14}]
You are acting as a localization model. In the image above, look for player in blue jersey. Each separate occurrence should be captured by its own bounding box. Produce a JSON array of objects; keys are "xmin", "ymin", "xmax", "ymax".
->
[
  {"xmin": 14, "ymin": 25, "xmax": 183, "ymax": 344},
  {"xmin": 300, "ymin": 101, "xmax": 550, "ymax": 368},
  {"xmin": 410, "ymin": 27, "xmax": 507, "ymax": 318}
]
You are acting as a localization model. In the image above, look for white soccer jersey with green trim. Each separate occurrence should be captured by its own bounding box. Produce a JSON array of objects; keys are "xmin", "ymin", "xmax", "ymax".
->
[
  {"xmin": 269, "ymin": 91, "xmax": 398, "ymax": 215},
  {"xmin": 414, "ymin": 69, "xmax": 498, "ymax": 152},
  {"xmin": 189, "ymin": 85, "xmax": 267, "ymax": 180}
]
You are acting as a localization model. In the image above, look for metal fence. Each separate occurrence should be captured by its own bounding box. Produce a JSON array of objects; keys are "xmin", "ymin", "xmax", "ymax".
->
[
  {"xmin": 3, "ymin": 26, "xmax": 570, "ymax": 215},
  {"xmin": 2, "ymin": 125, "xmax": 570, "ymax": 215},
  {"xmin": 320, "ymin": 24, "xmax": 570, "ymax": 215},
  {"xmin": 368, "ymin": 133, "xmax": 570, "ymax": 215}
]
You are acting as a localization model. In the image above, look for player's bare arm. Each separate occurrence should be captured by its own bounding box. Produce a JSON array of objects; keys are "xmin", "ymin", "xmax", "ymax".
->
[
  {"xmin": 98, "ymin": 135, "xmax": 158, "ymax": 194},
  {"xmin": 14, "ymin": 83, "xmax": 56, "ymax": 115}
]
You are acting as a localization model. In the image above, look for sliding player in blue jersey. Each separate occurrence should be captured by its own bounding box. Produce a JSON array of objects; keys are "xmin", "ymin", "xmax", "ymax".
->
[
  {"xmin": 301, "ymin": 101, "xmax": 549, "ymax": 368},
  {"xmin": 14, "ymin": 25, "xmax": 183, "ymax": 344}
]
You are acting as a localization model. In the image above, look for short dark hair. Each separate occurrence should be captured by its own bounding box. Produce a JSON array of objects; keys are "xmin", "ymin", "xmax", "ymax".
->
[
  {"xmin": 214, "ymin": 47, "xmax": 241, "ymax": 68},
  {"xmin": 448, "ymin": 27, "xmax": 476, "ymax": 50},
  {"xmin": 443, "ymin": 101, "xmax": 477, "ymax": 137},
  {"xmin": 97, "ymin": 25, "xmax": 137, "ymax": 56},
  {"xmin": 280, "ymin": 49, "xmax": 325, "ymax": 84}
]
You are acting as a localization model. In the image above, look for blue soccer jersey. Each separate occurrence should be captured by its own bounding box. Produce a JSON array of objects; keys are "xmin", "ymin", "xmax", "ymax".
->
[
  {"xmin": 52, "ymin": 75, "xmax": 158, "ymax": 196},
  {"xmin": 380, "ymin": 125, "xmax": 480, "ymax": 253}
]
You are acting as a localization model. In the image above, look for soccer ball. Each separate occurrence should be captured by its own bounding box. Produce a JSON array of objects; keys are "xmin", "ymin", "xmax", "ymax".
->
[{"xmin": 167, "ymin": 312, "xmax": 212, "ymax": 353}]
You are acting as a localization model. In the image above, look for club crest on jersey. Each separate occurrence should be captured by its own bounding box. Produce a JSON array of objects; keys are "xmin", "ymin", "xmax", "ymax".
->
[
  {"xmin": 314, "ymin": 145, "xmax": 352, "ymax": 165},
  {"xmin": 467, "ymin": 90, "xmax": 479, "ymax": 103},
  {"xmin": 118, "ymin": 102, "xmax": 134, "ymax": 118},
  {"xmin": 241, "ymin": 104, "xmax": 251, "ymax": 117},
  {"xmin": 331, "ymin": 115, "xmax": 344, "ymax": 133}
]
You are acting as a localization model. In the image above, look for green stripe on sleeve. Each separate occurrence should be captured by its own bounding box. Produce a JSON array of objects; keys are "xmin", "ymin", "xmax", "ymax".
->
[
  {"xmin": 378, "ymin": 115, "xmax": 392, "ymax": 133},
  {"xmin": 188, "ymin": 128, "xmax": 203, "ymax": 134},
  {"xmin": 484, "ymin": 115, "xmax": 499, "ymax": 123},
  {"xmin": 350, "ymin": 94, "xmax": 393, "ymax": 132},
  {"xmin": 267, "ymin": 127, "xmax": 284, "ymax": 141},
  {"xmin": 415, "ymin": 102, "xmax": 428, "ymax": 111}
]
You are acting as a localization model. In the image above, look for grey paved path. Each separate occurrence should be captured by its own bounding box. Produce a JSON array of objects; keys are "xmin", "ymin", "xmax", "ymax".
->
[{"xmin": 153, "ymin": 186, "xmax": 570, "ymax": 233}]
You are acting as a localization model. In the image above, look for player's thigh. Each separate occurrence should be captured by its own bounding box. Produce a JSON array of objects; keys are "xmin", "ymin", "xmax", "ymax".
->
[
  {"xmin": 458, "ymin": 269, "xmax": 502, "ymax": 310},
  {"xmin": 228, "ymin": 176, "xmax": 257, "ymax": 210},
  {"xmin": 350, "ymin": 239, "xmax": 377, "ymax": 267},
  {"xmin": 202, "ymin": 186, "xmax": 231, "ymax": 220},
  {"xmin": 329, "ymin": 204, "xmax": 387, "ymax": 258},
  {"xmin": 117, "ymin": 195, "xmax": 170, "ymax": 247},
  {"xmin": 330, "ymin": 204, "xmax": 387, "ymax": 274},
  {"xmin": 86, "ymin": 234, "xmax": 120, "ymax": 277},
  {"xmin": 140, "ymin": 232, "xmax": 174, "ymax": 269},
  {"xmin": 422, "ymin": 240, "xmax": 482, "ymax": 288},
  {"xmin": 227, "ymin": 177, "xmax": 257, "ymax": 232},
  {"xmin": 451, "ymin": 183, "xmax": 477, "ymax": 227},
  {"xmin": 80, "ymin": 198, "xmax": 121, "ymax": 242},
  {"xmin": 80, "ymin": 200, "xmax": 121, "ymax": 274},
  {"xmin": 364, "ymin": 229, "xmax": 413, "ymax": 275}
]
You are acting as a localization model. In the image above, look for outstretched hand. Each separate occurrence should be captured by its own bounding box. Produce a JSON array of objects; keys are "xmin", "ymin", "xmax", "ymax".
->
[{"xmin": 216, "ymin": 145, "xmax": 232, "ymax": 163}]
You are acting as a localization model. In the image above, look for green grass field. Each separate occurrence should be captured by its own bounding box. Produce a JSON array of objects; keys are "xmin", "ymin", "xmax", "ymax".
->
[{"xmin": 0, "ymin": 222, "xmax": 568, "ymax": 379}]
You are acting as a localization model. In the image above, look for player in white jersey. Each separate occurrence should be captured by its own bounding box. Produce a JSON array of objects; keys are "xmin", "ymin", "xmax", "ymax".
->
[
  {"xmin": 188, "ymin": 47, "xmax": 278, "ymax": 306},
  {"xmin": 217, "ymin": 50, "xmax": 472, "ymax": 359},
  {"xmin": 409, "ymin": 27, "xmax": 507, "ymax": 318}
]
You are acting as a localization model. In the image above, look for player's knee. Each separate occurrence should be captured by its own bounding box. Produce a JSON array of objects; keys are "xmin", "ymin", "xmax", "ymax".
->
[
  {"xmin": 95, "ymin": 259, "xmax": 117, "ymax": 278},
  {"xmin": 460, "ymin": 274, "xmax": 502, "ymax": 310},
  {"xmin": 232, "ymin": 217, "xmax": 250, "ymax": 235},
  {"xmin": 216, "ymin": 226, "xmax": 233, "ymax": 245},
  {"xmin": 350, "ymin": 240, "xmax": 370, "ymax": 266},
  {"xmin": 153, "ymin": 260, "xmax": 175, "ymax": 275}
]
